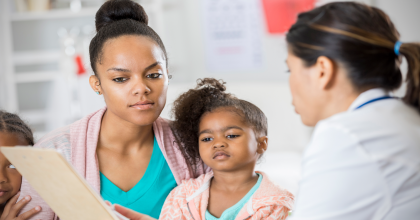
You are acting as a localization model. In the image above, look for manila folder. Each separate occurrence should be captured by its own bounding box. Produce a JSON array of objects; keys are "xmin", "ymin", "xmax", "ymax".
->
[{"xmin": 0, "ymin": 146, "xmax": 118, "ymax": 220}]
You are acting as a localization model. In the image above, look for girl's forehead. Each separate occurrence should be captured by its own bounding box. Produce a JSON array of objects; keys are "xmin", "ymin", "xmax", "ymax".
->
[
  {"xmin": 200, "ymin": 108, "xmax": 248, "ymax": 128},
  {"xmin": 0, "ymin": 132, "xmax": 27, "ymax": 146},
  {"xmin": 203, "ymin": 107, "xmax": 243, "ymax": 119}
]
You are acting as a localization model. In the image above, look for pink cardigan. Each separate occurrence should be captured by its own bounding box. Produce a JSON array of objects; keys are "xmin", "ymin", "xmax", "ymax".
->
[
  {"xmin": 18, "ymin": 107, "xmax": 210, "ymax": 220},
  {"xmin": 159, "ymin": 171, "xmax": 294, "ymax": 220}
]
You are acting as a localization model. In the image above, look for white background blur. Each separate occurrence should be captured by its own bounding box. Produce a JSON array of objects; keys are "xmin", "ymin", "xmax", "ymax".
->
[{"xmin": 1, "ymin": 0, "xmax": 420, "ymax": 194}]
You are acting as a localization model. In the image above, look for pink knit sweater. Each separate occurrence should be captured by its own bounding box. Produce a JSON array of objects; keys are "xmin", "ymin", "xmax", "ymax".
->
[
  {"xmin": 160, "ymin": 171, "xmax": 294, "ymax": 220},
  {"xmin": 18, "ymin": 107, "xmax": 210, "ymax": 220}
]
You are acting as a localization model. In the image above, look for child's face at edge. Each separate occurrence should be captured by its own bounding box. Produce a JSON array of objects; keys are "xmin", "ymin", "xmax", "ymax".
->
[
  {"xmin": 0, "ymin": 132, "xmax": 25, "ymax": 204},
  {"xmin": 198, "ymin": 108, "xmax": 268, "ymax": 172}
]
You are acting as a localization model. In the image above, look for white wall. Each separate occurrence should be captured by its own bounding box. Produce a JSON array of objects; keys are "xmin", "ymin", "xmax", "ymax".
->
[
  {"xmin": 376, "ymin": 0, "xmax": 420, "ymax": 42},
  {"xmin": 0, "ymin": 1, "xmax": 7, "ymax": 110},
  {"xmin": 0, "ymin": 34, "xmax": 4, "ymax": 110},
  {"xmin": 161, "ymin": 0, "xmax": 290, "ymax": 83}
]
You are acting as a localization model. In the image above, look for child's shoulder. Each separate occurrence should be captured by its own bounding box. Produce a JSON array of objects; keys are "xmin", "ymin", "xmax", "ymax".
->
[
  {"xmin": 253, "ymin": 171, "xmax": 294, "ymax": 208},
  {"xmin": 172, "ymin": 171, "xmax": 214, "ymax": 198}
]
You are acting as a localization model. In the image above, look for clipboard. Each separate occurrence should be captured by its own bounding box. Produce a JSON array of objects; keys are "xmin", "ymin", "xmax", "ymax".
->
[{"xmin": 0, "ymin": 146, "xmax": 119, "ymax": 220}]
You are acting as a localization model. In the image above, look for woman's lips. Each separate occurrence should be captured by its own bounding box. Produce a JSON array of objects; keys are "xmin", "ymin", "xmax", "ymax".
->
[
  {"xmin": 130, "ymin": 104, "xmax": 154, "ymax": 110},
  {"xmin": 130, "ymin": 100, "xmax": 154, "ymax": 110},
  {"xmin": 213, "ymin": 151, "xmax": 230, "ymax": 160}
]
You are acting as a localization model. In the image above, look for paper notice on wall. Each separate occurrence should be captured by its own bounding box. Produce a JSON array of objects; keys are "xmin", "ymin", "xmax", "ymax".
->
[{"xmin": 202, "ymin": 0, "xmax": 263, "ymax": 72}]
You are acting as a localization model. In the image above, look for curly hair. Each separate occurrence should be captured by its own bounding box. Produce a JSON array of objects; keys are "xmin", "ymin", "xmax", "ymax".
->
[
  {"xmin": 171, "ymin": 78, "xmax": 267, "ymax": 174},
  {"xmin": 0, "ymin": 111, "xmax": 34, "ymax": 146}
]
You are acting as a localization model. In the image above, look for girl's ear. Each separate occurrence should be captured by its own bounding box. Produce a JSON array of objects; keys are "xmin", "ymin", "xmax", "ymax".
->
[{"xmin": 257, "ymin": 136, "xmax": 268, "ymax": 154}]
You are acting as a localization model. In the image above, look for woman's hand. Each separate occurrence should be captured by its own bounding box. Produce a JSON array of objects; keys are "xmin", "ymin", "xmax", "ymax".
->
[
  {"xmin": 114, "ymin": 204, "xmax": 156, "ymax": 220},
  {"xmin": 0, "ymin": 192, "xmax": 41, "ymax": 220}
]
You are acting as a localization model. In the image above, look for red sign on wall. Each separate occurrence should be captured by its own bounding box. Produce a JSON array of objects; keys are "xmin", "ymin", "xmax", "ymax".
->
[{"xmin": 261, "ymin": 0, "xmax": 316, "ymax": 34}]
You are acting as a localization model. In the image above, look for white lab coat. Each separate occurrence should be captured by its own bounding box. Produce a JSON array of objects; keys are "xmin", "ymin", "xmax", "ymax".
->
[{"xmin": 289, "ymin": 89, "xmax": 420, "ymax": 220}]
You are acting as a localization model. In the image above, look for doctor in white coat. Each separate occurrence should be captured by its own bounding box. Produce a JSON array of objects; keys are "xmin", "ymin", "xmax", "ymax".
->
[{"xmin": 286, "ymin": 2, "xmax": 420, "ymax": 220}]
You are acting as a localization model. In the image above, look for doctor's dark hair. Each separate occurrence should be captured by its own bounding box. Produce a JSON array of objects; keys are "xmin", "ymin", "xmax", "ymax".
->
[
  {"xmin": 89, "ymin": 0, "xmax": 168, "ymax": 75},
  {"xmin": 170, "ymin": 78, "xmax": 268, "ymax": 172},
  {"xmin": 287, "ymin": 2, "xmax": 420, "ymax": 112},
  {"xmin": 0, "ymin": 111, "xmax": 34, "ymax": 146}
]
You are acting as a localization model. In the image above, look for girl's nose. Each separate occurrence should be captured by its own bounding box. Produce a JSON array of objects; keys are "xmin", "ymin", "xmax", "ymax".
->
[
  {"xmin": 213, "ymin": 142, "xmax": 226, "ymax": 149},
  {"xmin": 0, "ymin": 171, "xmax": 8, "ymax": 184}
]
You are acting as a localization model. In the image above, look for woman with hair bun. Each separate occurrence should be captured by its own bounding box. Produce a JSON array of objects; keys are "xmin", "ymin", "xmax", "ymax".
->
[
  {"xmin": 285, "ymin": 2, "xmax": 420, "ymax": 220},
  {"xmin": 17, "ymin": 0, "xmax": 210, "ymax": 219}
]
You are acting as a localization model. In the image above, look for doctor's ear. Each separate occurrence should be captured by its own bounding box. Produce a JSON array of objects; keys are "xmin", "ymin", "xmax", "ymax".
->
[
  {"xmin": 256, "ymin": 136, "xmax": 268, "ymax": 154},
  {"xmin": 313, "ymin": 56, "xmax": 336, "ymax": 90},
  {"xmin": 89, "ymin": 75, "xmax": 102, "ymax": 95}
]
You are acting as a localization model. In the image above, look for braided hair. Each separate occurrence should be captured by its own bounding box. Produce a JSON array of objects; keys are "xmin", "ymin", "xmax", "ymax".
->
[{"xmin": 0, "ymin": 111, "xmax": 34, "ymax": 146}]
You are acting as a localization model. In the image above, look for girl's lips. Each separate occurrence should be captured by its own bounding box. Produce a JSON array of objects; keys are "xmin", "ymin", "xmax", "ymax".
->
[
  {"xmin": 213, "ymin": 151, "xmax": 230, "ymax": 160},
  {"xmin": 0, "ymin": 191, "xmax": 8, "ymax": 197}
]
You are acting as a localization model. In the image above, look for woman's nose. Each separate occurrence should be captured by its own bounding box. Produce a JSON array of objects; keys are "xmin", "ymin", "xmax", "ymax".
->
[{"xmin": 132, "ymin": 79, "xmax": 151, "ymax": 95}]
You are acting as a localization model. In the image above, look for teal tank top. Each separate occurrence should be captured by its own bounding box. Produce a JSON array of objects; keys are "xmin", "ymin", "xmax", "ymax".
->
[
  {"xmin": 100, "ymin": 136, "xmax": 177, "ymax": 219},
  {"xmin": 205, "ymin": 173, "xmax": 263, "ymax": 220}
]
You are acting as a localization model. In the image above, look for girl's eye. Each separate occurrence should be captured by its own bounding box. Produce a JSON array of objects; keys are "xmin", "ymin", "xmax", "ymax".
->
[
  {"xmin": 147, "ymin": 73, "xmax": 162, "ymax": 79},
  {"xmin": 201, "ymin": 137, "xmax": 213, "ymax": 142},
  {"xmin": 227, "ymin": 135, "xmax": 240, "ymax": 139},
  {"xmin": 8, "ymin": 164, "xmax": 16, "ymax": 169},
  {"xmin": 286, "ymin": 69, "xmax": 291, "ymax": 73},
  {"xmin": 113, "ymin": 77, "xmax": 128, "ymax": 83}
]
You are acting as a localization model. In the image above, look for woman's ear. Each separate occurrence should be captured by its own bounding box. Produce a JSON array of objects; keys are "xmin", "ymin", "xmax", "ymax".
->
[
  {"xmin": 89, "ymin": 75, "xmax": 102, "ymax": 95},
  {"xmin": 257, "ymin": 136, "xmax": 268, "ymax": 154},
  {"xmin": 313, "ymin": 56, "xmax": 336, "ymax": 90}
]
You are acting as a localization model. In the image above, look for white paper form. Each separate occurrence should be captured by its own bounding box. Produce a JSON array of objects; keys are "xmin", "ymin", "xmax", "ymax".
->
[{"xmin": 202, "ymin": 0, "xmax": 263, "ymax": 72}]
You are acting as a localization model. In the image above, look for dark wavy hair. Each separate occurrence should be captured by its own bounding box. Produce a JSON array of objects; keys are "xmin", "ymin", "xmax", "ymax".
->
[
  {"xmin": 171, "ymin": 78, "xmax": 268, "ymax": 173},
  {"xmin": 0, "ymin": 111, "xmax": 34, "ymax": 146},
  {"xmin": 287, "ymin": 2, "xmax": 420, "ymax": 111},
  {"xmin": 89, "ymin": 0, "xmax": 168, "ymax": 76}
]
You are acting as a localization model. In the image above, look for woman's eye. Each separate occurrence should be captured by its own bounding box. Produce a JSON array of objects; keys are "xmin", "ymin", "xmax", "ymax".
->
[
  {"xmin": 147, "ymin": 73, "xmax": 162, "ymax": 79},
  {"xmin": 227, "ymin": 135, "xmax": 239, "ymax": 139},
  {"xmin": 201, "ymin": 137, "xmax": 213, "ymax": 142},
  {"xmin": 7, "ymin": 164, "xmax": 16, "ymax": 169},
  {"xmin": 113, "ymin": 77, "xmax": 128, "ymax": 83},
  {"xmin": 286, "ymin": 69, "xmax": 291, "ymax": 73}
]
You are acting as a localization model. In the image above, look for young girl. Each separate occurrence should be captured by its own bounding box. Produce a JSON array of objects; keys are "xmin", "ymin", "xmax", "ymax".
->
[
  {"xmin": 0, "ymin": 111, "xmax": 41, "ymax": 220},
  {"xmin": 159, "ymin": 78, "xmax": 294, "ymax": 220}
]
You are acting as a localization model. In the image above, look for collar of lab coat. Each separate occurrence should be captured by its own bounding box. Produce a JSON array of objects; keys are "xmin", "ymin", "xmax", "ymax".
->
[{"xmin": 348, "ymin": 88, "xmax": 391, "ymax": 111}]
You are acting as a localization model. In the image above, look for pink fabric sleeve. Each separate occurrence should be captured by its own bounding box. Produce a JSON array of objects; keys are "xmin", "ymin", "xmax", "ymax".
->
[
  {"xmin": 251, "ymin": 205, "xmax": 291, "ymax": 220},
  {"xmin": 18, "ymin": 177, "xmax": 56, "ymax": 220},
  {"xmin": 159, "ymin": 186, "xmax": 189, "ymax": 220}
]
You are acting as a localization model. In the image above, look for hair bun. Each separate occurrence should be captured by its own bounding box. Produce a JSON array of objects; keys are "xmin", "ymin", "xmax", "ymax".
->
[
  {"xmin": 195, "ymin": 78, "xmax": 227, "ymax": 92},
  {"xmin": 95, "ymin": 0, "xmax": 148, "ymax": 32}
]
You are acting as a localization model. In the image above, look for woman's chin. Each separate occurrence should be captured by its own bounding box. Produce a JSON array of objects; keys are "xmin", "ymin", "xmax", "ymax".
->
[
  {"xmin": 300, "ymin": 116, "xmax": 317, "ymax": 127},
  {"xmin": 128, "ymin": 113, "xmax": 161, "ymax": 127}
]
